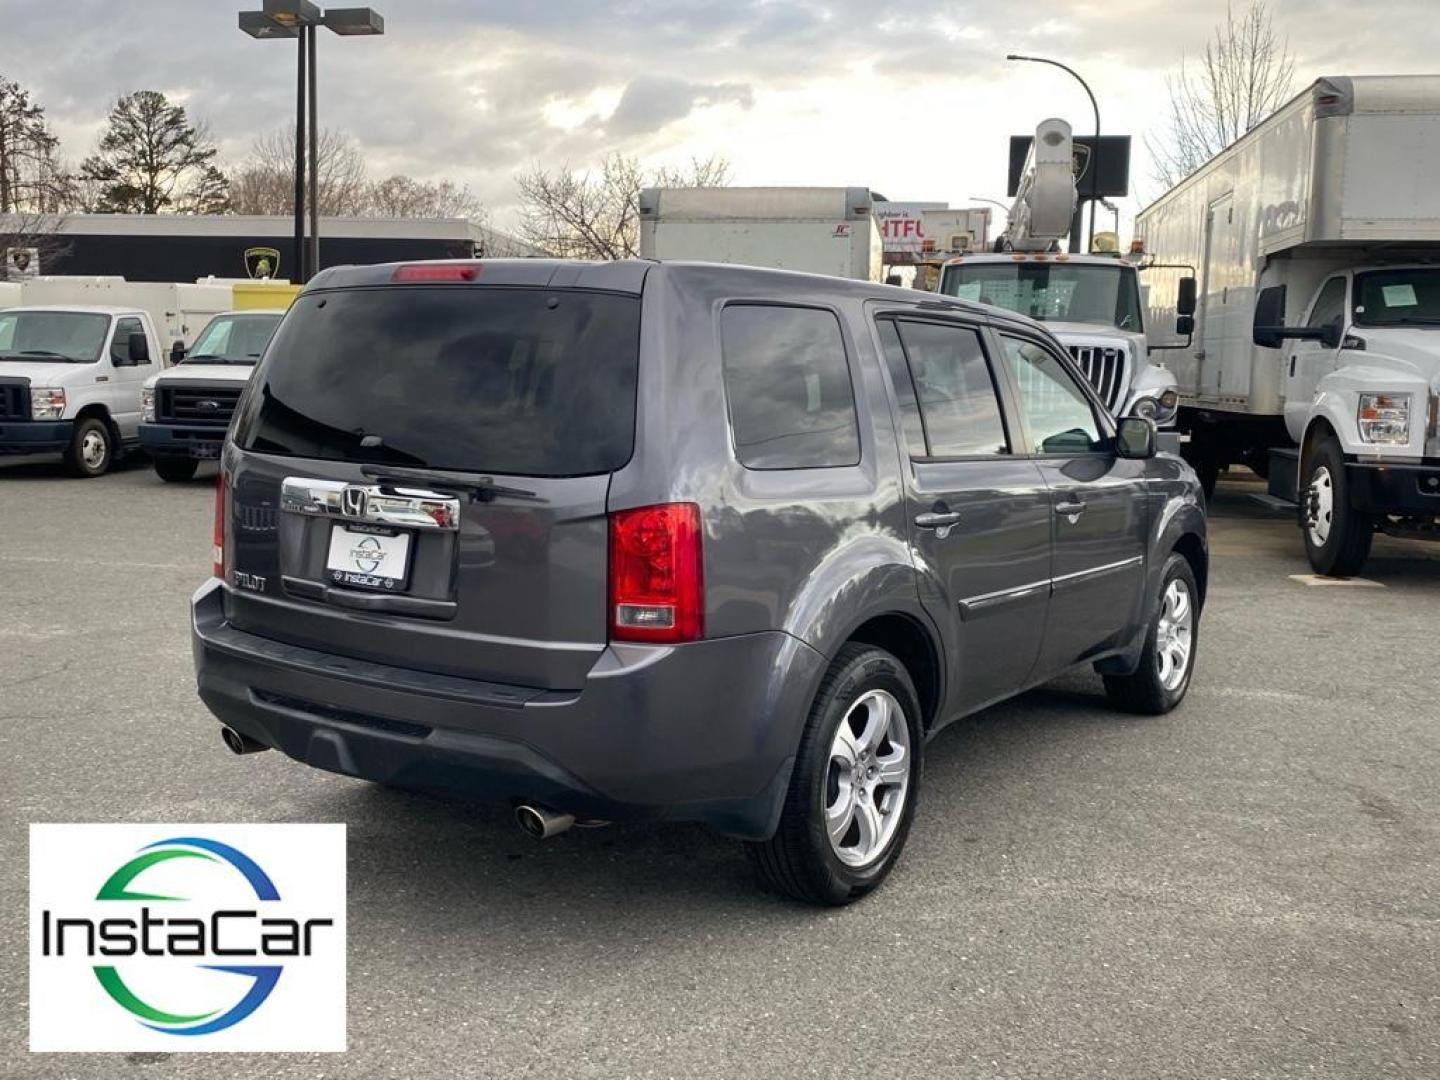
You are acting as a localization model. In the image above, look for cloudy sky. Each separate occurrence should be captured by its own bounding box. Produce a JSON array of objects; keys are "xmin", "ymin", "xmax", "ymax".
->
[{"xmin": 4, "ymin": 0, "xmax": 1439, "ymax": 232}]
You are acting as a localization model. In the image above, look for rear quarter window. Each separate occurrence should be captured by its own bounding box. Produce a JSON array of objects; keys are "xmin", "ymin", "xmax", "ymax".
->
[{"xmin": 720, "ymin": 304, "xmax": 860, "ymax": 470}]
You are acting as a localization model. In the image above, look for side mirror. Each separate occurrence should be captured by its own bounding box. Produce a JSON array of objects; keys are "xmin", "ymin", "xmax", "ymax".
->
[
  {"xmin": 1252, "ymin": 284, "xmax": 1289, "ymax": 348},
  {"xmin": 1115, "ymin": 416, "xmax": 1157, "ymax": 460},
  {"xmin": 1253, "ymin": 283, "xmax": 1342, "ymax": 350},
  {"xmin": 127, "ymin": 332, "xmax": 150, "ymax": 365},
  {"xmin": 1176, "ymin": 276, "xmax": 1198, "ymax": 316},
  {"xmin": 170, "ymin": 340, "xmax": 186, "ymax": 364},
  {"xmin": 1176, "ymin": 314, "xmax": 1195, "ymax": 336}
]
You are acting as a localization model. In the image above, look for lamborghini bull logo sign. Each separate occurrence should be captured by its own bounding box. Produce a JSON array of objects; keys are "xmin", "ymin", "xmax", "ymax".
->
[{"xmin": 244, "ymin": 247, "xmax": 281, "ymax": 280}]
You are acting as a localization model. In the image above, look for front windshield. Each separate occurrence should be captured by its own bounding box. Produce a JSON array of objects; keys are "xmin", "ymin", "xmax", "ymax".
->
[
  {"xmin": 186, "ymin": 313, "xmax": 283, "ymax": 363},
  {"xmin": 1352, "ymin": 269, "xmax": 1440, "ymax": 327},
  {"xmin": 940, "ymin": 262, "xmax": 1143, "ymax": 331},
  {"xmin": 0, "ymin": 311, "xmax": 110, "ymax": 363}
]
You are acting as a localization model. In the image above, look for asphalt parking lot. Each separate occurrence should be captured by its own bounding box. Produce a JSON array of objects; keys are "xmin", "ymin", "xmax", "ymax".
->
[{"xmin": 2, "ymin": 456, "xmax": 1438, "ymax": 1079}]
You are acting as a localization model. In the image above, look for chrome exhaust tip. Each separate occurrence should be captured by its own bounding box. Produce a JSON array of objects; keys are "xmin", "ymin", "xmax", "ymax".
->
[
  {"xmin": 515, "ymin": 803, "xmax": 575, "ymax": 840},
  {"xmin": 221, "ymin": 727, "xmax": 270, "ymax": 755}
]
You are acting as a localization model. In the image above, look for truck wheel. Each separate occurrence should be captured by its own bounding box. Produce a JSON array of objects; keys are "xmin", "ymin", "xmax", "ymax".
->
[
  {"xmin": 1302, "ymin": 436, "xmax": 1373, "ymax": 577},
  {"xmin": 154, "ymin": 457, "xmax": 199, "ymax": 482},
  {"xmin": 747, "ymin": 643, "xmax": 922, "ymax": 906},
  {"xmin": 62, "ymin": 417, "xmax": 113, "ymax": 478},
  {"xmin": 1102, "ymin": 551, "xmax": 1199, "ymax": 715}
]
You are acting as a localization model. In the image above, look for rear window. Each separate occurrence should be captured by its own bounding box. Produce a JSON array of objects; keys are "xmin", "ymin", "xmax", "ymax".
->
[
  {"xmin": 720, "ymin": 304, "xmax": 860, "ymax": 470},
  {"xmin": 234, "ymin": 287, "xmax": 641, "ymax": 477}
]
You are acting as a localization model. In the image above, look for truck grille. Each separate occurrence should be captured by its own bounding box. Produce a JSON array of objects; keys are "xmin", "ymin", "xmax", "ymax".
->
[
  {"xmin": 0, "ymin": 378, "xmax": 31, "ymax": 421},
  {"xmin": 1066, "ymin": 345, "xmax": 1128, "ymax": 412},
  {"xmin": 158, "ymin": 383, "xmax": 243, "ymax": 426}
]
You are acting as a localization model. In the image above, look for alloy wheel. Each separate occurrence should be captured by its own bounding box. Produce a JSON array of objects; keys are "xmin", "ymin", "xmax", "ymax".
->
[
  {"xmin": 824, "ymin": 689, "xmax": 911, "ymax": 868},
  {"xmin": 1156, "ymin": 578, "xmax": 1195, "ymax": 692}
]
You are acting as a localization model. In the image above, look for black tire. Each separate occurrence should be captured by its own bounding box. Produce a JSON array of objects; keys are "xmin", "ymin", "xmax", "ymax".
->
[
  {"xmin": 1301, "ymin": 436, "xmax": 1373, "ymax": 577},
  {"xmin": 62, "ymin": 416, "xmax": 113, "ymax": 478},
  {"xmin": 153, "ymin": 456, "xmax": 199, "ymax": 482},
  {"xmin": 747, "ymin": 643, "xmax": 923, "ymax": 906},
  {"xmin": 1102, "ymin": 552, "xmax": 1200, "ymax": 715}
]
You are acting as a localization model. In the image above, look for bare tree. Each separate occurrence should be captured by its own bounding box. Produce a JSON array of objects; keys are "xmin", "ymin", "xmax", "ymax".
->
[
  {"xmin": 1147, "ymin": 0, "xmax": 1295, "ymax": 188},
  {"xmin": 516, "ymin": 153, "xmax": 730, "ymax": 260},
  {"xmin": 79, "ymin": 91, "xmax": 229, "ymax": 213},
  {"xmin": 0, "ymin": 75, "xmax": 74, "ymax": 274},
  {"xmin": 229, "ymin": 125, "xmax": 370, "ymax": 216},
  {"xmin": 367, "ymin": 175, "xmax": 485, "ymax": 220},
  {"xmin": 0, "ymin": 75, "xmax": 68, "ymax": 213}
]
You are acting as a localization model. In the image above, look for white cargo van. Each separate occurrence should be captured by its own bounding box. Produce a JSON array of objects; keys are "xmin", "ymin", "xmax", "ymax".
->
[
  {"xmin": 638, "ymin": 187, "xmax": 884, "ymax": 281},
  {"xmin": 1137, "ymin": 75, "xmax": 1440, "ymax": 574},
  {"xmin": 0, "ymin": 306, "xmax": 169, "ymax": 476}
]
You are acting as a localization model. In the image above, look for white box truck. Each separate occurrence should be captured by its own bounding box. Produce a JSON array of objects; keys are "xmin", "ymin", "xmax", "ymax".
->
[
  {"xmin": 19, "ymin": 278, "xmax": 232, "ymax": 362},
  {"xmin": 1137, "ymin": 75, "xmax": 1440, "ymax": 574},
  {"xmin": 638, "ymin": 187, "xmax": 884, "ymax": 281}
]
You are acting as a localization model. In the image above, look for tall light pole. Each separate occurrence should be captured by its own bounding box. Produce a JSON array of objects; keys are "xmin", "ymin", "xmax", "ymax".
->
[
  {"xmin": 239, "ymin": 2, "xmax": 385, "ymax": 283},
  {"xmin": 1006, "ymin": 54, "xmax": 1100, "ymax": 254}
]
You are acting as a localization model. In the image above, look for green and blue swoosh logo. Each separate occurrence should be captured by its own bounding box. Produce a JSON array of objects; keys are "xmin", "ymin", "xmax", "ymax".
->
[{"xmin": 93, "ymin": 837, "xmax": 282, "ymax": 1036}]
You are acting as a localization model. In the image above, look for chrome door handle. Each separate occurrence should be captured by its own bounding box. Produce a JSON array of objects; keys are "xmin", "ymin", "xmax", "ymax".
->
[
  {"xmin": 1054, "ymin": 501, "xmax": 1087, "ymax": 516},
  {"xmin": 914, "ymin": 511, "xmax": 962, "ymax": 529}
]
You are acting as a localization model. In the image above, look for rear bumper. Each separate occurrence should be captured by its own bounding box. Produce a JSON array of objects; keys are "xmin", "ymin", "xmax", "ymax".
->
[
  {"xmin": 139, "ymin": 423, "xmax": 225, "ymax": 459},
  {"xmin": 1346, "ymin": 460, "xmax": 1440, "ymax": 517},
  {"xmin": 0, "ymin": 420, "xmax": 72, "ymax": 455},
  {"xmin": 190, "ymin": 579, "xmax": 824, "ymax": 839}
]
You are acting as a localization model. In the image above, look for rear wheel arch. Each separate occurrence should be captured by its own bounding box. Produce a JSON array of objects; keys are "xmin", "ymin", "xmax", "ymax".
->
[{"xmin": 842, "ymin": 612, "xmax": 942, "ymax": 734}]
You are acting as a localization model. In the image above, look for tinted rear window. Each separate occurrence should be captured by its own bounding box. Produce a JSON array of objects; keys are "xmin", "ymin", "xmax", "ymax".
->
[{"xmin": 234, "ymin": 287, "xmax": 640, "ymax": 476}]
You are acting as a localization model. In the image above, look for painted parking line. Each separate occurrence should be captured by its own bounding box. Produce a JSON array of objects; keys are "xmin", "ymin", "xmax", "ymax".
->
[
  {"xmin": 1288, "ymin": 574, "xmax": 1386, "ymax": 588},
  {"xmin": 0, "ymin": 554, "xmax": 194, "ymax": 572}
]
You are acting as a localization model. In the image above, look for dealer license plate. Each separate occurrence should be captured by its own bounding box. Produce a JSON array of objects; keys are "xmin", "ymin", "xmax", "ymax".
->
[{"xmin": 325, "ymin": 524, "xmax": 411, "ymax": 591}]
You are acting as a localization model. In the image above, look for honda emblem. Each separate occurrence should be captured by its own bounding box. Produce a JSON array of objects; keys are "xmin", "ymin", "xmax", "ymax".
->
[{"xmin": 341, "ymin": 485, "xmax": 368, "ymax": 518}]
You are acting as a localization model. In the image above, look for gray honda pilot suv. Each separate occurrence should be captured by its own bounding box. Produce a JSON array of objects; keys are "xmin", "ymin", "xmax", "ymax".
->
[{"xmin": 192, "ymin": 258, "xmax": 1207, "ymax": 905}]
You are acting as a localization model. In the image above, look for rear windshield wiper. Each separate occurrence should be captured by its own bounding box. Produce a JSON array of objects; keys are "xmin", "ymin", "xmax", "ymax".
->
[{"xmin": 360, "ymin": 464, "xmax": 544, "ymax": 503}]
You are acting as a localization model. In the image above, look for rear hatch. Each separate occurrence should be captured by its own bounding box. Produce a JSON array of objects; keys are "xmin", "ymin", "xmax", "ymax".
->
[{"xmin": 224, "ymin": 267, "xmax": 644, "ymax": 691}]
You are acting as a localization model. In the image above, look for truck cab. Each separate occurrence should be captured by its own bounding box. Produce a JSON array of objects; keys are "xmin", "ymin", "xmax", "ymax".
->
[
  {"xmin": 1256, "ymin": 264, "xmax": 1440, "ymax": 574},
  {"xmin": 937, "ymin": 252, "xmax": 1184, "ymax": 424},
  {"xmin": 139, "ymin": 309, "xmax": 285, "ymax": 481},
  {"xmin": 0, "ymin": 306, "xmax": 165, "ymax": 477}
]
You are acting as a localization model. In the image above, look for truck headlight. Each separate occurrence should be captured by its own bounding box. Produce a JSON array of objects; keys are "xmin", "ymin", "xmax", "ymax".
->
[
  {"xmin": 142, "ymin": 387, "xmax": 155, "ymax": 423},
  {"xmin": 1357, "ymin": 393, "xmax": 1410, "ymax": 445},
  {"xmin": 30, "ymin": 388, "xmax": 66, "ymax": 421},
  {"xmin": 1131, "ymin": 389, "xmax": 1179, "ymax": 426}
]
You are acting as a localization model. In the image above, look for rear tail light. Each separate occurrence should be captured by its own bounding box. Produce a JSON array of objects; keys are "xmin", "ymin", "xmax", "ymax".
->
[
  {"xmin": 608, "ymin": 503, "xmax": 703, "ymax": 644},
  {"xmin": 212, "ymin": 472, "xmax": 225, "ymax": 578}
]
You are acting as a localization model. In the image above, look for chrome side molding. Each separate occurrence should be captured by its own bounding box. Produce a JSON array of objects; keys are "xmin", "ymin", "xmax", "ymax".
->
[{"xmin": 280, "ymin": 477, "xmax": 461, "ymax": 532}]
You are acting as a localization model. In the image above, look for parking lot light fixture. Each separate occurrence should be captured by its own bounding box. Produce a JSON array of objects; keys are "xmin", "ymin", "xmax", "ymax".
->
[
  {"xmin": 238, "ymin": 10, "xmax": 297, "ymax": 37},
  {"xmin": 322, "ymin": 7, "xmax": 385, "ymax": 35},
  {"xmin": 262, "ymin": 0, "xmax": 322, "ymax": 27}
]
